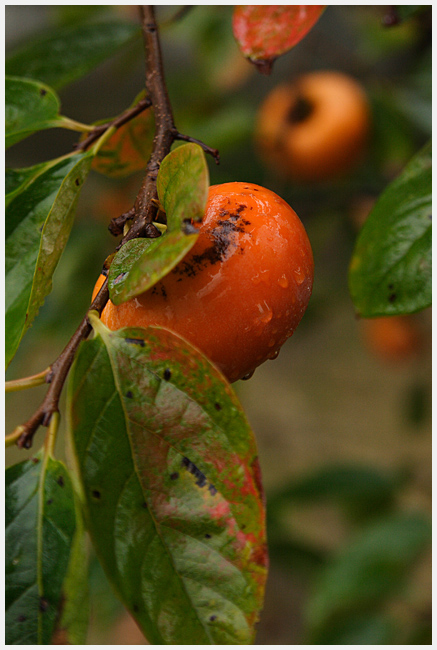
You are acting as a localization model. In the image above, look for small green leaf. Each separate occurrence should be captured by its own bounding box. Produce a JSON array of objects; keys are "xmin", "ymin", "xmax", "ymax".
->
[
  {"xmin": 109, "ymin": 143, "xmax": 209, "ymax": 305},
  {"xmin": 6, "ymin": 77, "xmax": 62, "ymax": 148},
  {"xmin": 349, "ymin": 141, "xmax": 431, "ymax": 316},
  {"xmin": 6, "ymin": 21, "xmax": 140, "ymax": 90},
  {"xmin": 306, "ymin": 512, "xmax": 431, "ymax": 630},
  {"xmin": 5, "ymin": 152, "xmax": 93, "ymax": 368},
  {"xmin": 6, "ymin": 454, "xmax": 77, "ymax": 644},
  {"xmin": 68, "ymin": 317, "xmax": 267, "ymax": 644},
  {"xmin": 232, "ymin": 5, "xmax": 325, "ymax": 71}
]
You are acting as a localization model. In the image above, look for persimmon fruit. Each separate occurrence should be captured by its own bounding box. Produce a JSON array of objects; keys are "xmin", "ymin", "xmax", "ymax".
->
[
  {"xmin": 361, "ymin": 315, "xmax": 421, "ymax": 363},
  {"xmin": 93, "ymin": 182, "xmax": 314, "ymax": 383},
  {"xmin": 256, "ymin": 71, "xmax": 370, "ymax": 182}
]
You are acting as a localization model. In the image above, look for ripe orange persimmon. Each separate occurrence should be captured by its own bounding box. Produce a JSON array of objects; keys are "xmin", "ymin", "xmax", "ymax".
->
[
  {"xmin": 93, "ymin": 182, "xmax": 314, "ymax": 383},
  {"xmin": 256, "ymin": 71, "xmax": 370, "ymax": 182}
]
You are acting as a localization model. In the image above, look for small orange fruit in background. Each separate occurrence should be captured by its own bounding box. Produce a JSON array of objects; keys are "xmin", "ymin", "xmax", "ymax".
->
[
  {"xmin": 256, "ymin": 71, "xmax": 370, "ymax": 182},
  {"xmin": 361, "ymin": 315, "xmax": 421, "ymax": 363},
  {"xmin": 93, "ymin": 182, "xmax": 314, "ymax": 383}
]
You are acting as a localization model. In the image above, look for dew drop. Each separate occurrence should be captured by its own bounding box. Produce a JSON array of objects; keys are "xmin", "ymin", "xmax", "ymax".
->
[
  {"xmin": 278, "ymin": 274, "xmax": 288, "ymax": 288},
  {"xmin": 269, "ymin": 349, "xmax": 280, "ymax": 360},
  {"xmin": 242, "ymin": 370, "xmax": 255, "ymax": 380},
  {"xmin": 293, "ymin": 267, "xmax": 305, "ymax": 285}
]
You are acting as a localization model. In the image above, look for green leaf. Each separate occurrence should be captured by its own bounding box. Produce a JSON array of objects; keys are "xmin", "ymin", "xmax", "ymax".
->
[
  {"xmin": 52, "ymin": 490, "xmax": 89, "ymax": 644},
  {"xmin": 5, "ymin": 454, "xmax": 77, "ymax": 644},
  {"xmin": 349, "ymin": 142, "xmax": 431, "ymax": 316},
  {"xmin": 108, "ymin": 143, "xmax": 209, "ymax": 305},
  {"xmin": 6, "ymin": 21, "xmax": 140, "ymax": 90},
  {"xmin": 306, "ymin": 512, "xmax": 431, "ymax": 630},
  {"xmin": 232, "ymin": 5, "xmax": 325, "ymax": 71},
  {"xmin": 6, "ymin": 77, "xmax": 62, "ymax": 148},
  {"xmin": 307, "ymin": 612, "xmax": 396, "ymax": 645},
  {"xmin": 5, "ymin": 152, "xmax": 93, "ymax": 368},
  {"xmin": 68, "ymin": 317, "xmax": 267, "ymax": 644},
  {"xmin": 269, "ymin": 464, "xmax": 402, "ymax": 520}
]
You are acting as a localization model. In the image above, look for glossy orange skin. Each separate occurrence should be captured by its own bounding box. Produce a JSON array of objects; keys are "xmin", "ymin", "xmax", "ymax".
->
[
  {"xmin": 256, "ymin": 71, "xmax": 370, "ymax": 182},
  {"xmin": 94, "ymin": 182, "xmax": 314, "ymax": 382}
]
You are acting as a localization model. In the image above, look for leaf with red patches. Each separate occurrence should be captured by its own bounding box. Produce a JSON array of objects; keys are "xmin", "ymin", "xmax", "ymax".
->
[
  {"xmin": 233, "ymin": 5, "xmax": 325, "ymax": 73},
  {"xmin": 92, "ymin": 106, "xmax": 154, "ymax": 178},
  {"xmin": 68, "ymin": 315, "xmax": 267, "ymax": 644}
]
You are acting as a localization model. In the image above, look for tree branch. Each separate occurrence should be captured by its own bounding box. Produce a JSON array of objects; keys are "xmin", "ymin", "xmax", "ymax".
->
[{"xmin": 9, "ymin": 5, "xmax": 221, "ymax": 450}]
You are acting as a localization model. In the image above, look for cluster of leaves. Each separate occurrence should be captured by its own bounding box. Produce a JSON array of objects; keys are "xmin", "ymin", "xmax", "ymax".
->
[{"xmin": 5, "ymin": 5, "xmax": 431, "ymax": 646}]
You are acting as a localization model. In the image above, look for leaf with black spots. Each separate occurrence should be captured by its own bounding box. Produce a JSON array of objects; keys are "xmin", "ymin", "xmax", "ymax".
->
[{"xmin": 68, "ymin": 315, "xmax": 267, "ymax": 644}]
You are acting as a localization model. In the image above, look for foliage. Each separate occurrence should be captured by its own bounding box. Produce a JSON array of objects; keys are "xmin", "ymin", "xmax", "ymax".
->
[{"xmin": 5, "ymin": 5, "xmax": 431, "ymax": 645}]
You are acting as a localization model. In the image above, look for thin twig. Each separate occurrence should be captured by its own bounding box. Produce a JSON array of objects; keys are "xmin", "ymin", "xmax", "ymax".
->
[
  {"xmin": 74, "ymin": 97, "xmax": 152, "ymax": 153},
  {"xmin": 172, "ymin": 129, "xmax": 220, "ymax": 164}
]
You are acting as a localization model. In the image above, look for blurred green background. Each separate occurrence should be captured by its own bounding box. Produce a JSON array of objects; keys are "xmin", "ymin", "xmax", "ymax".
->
[{"xmin": 6, "ymin": 5, "xmax": 431, "ymax": 645}]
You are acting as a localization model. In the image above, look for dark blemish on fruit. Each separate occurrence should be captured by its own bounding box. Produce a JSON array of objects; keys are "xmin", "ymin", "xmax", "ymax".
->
[
  {"xmin": 208, "ymin": 484, "xmax": 217, "ymax": 496},
  {"xmin": 170, "ymin": 472, "xmax": 179, "ymax": 480},
  {"xmin": 237, "ymin": 204, "xmax": 246, "ymax": 213},
  {"xmin": 31, "ymin": 457, "xmax": 40, "ymax": 464},
  {"xmin": 40, "ymin": 88, "xmax": 47, "ymax": 96},
  {"xmin": 126, "ymin": 391, "xmax": 133, "ymax": 399},
  {"xmin": 172, "ymin": 210, "xmax": 252, "ymax": 279},
  {"xmin": 182, "ymin": 219, "xmax": 200, "ymax": 235},
  {"xmin": 125, "ymin": 337, "xmax": 145, "ymax": 347},
  {"xmin": 182, "ymin": 457, "xmax": 207, "ymax": 488},
  {"xmin": 17, "ymin": 615, "xmax": 27, "ymax": 622},
  {"xmin": 142, "ymin": 502, "xmax": 148, "ymax": 509},
  {"xmin": 163, "ymin": 368, "xmax": 172, "ymax": 381},
  {"xmin": 288, "ymin": 95, "xmax": 314, "ymax": 123},
  {"xmin": 39, "ymin": 598, "xmax": 49, "ymax": 612},
  {"xmin": 151, "ymin": 282, "xmax": 167, "ymax": 298},
  {"xmin": 209, "ymin": 615, "xmax": 217, "ymax": 622},
  {"xmin": 57, "ymin": 476, "xmax": 64, "ymax": 487},
  {"xmin": 389, "ymin": 293, "xmax": 397, "ymax": 303},
  {"xmin": 92, "ymin": 490, "xmax": 101, "ymax": 499},
  {"xmin": 47, "ymin": 499, "xmax": 53, "ymax": 505},
  {"xmin": 214, "ymin": 403, "xmax": 222, "ymax": 411},
  {"xmin": 205, "ymin": 533, "xmax": 211, "ymax": 539},
  {"xmin": 75, "ymin": 178, "xmax": 80, "ymax": 186},
  {"xmin": 101, "ymin": 267, "xmax": 109, "ymax": 277}
]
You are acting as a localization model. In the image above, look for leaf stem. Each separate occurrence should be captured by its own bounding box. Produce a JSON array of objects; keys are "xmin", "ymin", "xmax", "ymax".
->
[
  {"xmin": 5, "ymin": 367, "xmax": 51, "ymax": 393},
  {"xmin": 58, "ymin": 116, "xmax": 95, "ymax": 133},
  {"xmin": 44, "ymin": 411, "xmax": 59, "ymax": 457}
]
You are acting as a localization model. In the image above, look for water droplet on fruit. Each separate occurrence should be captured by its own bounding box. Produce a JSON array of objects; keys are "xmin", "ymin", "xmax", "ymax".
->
[
  {"xmin": 269, "ymin": 349, "xmax": 280, "ymax": 360},
  {"xmin": 293, "ymin": 267, "xmax": 305, "ymax": 285},
  {"xmin": 278, "ymin": 274, "xmax": 288, "ymax": 288},
  {"xmin": 255, "ymin": 301, "xmax": 272, "ymax": 324},
  {"xmin": 242, "ymin": 370, "xmax": 255, "ymax": 380}
]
